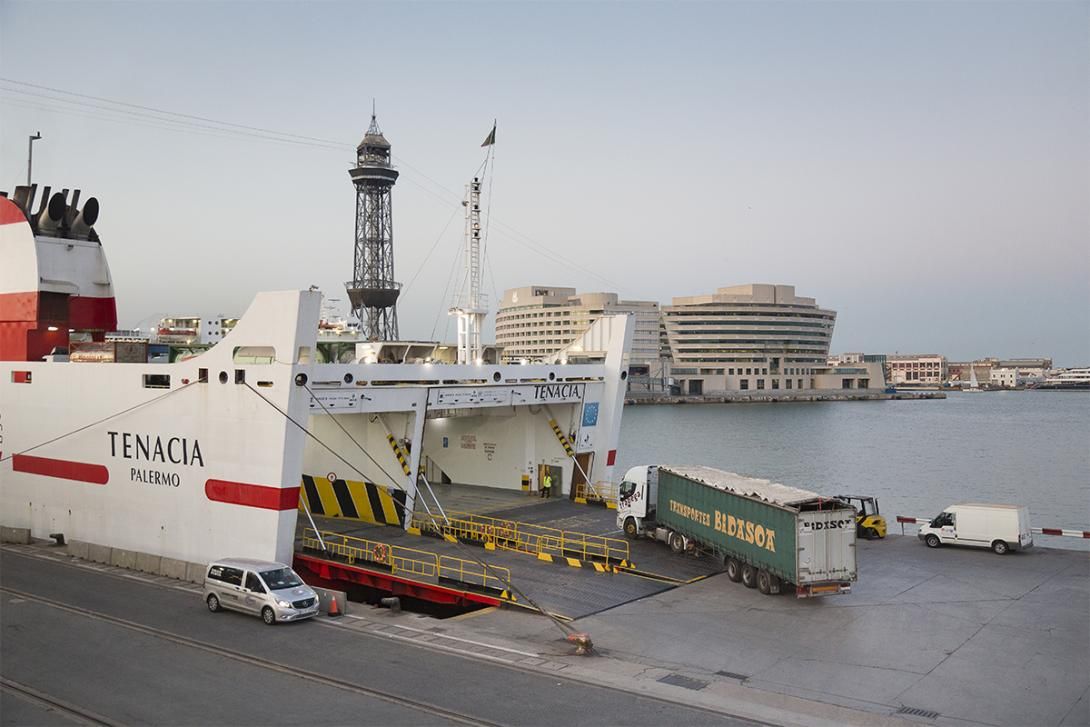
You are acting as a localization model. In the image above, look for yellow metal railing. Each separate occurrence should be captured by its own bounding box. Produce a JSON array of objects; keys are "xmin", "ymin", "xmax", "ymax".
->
[
  {"xmin": 301, "ymin": 528, "xmax": 511, "ymax": 593},
  {"xmin": 574, "ymin": 481, "xmax": 618, "ymax": 506},
  {"xmin": 437, "ymin": 555, "xmax": 511, "ymax": 593},
  {"xmin": 411, "ymin": 510, "xmax": 629, "ymax": 565}
]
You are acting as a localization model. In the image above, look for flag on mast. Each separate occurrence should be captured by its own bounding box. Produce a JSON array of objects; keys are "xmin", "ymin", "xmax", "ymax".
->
[{"xmin": 481, "ymin": 121, "xmax": 497, "ymax": 147}]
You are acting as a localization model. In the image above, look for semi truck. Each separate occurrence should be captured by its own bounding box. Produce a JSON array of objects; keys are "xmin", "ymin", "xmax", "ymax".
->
[{"xmin": 617, "ymin": 465, "xmax": 857, "ymax": 597}]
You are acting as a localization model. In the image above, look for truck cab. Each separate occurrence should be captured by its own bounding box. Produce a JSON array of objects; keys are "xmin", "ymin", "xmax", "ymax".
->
[{"xmin": 617, "ymin": 465, "xmax": 658, "ymax": 537}]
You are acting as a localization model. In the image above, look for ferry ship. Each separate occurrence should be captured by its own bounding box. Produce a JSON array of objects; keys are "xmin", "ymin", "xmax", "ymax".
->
[
  {"xmin": 1031, "ymin": 367, "xmax": 1090, "ymax": 390},
  {"xmin": 0, "ymin": 183, "xmax": 633, "ymax": 570}
]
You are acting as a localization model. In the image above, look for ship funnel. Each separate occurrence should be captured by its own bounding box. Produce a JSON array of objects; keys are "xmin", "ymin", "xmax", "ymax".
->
[
  {"xmin": 38, "ymin": 192, "xmax": 68, "ymax": 235},
  {"xmin": 12, "ymin": 185, "xmax": 35, "ymax": 217},
  {"xmin": 65, "ymin": 189, "xmax": 82, "ymax": 228},
  {"xmin": 69, "ymin": 197, "xmax": 100, "ymax": 240}
]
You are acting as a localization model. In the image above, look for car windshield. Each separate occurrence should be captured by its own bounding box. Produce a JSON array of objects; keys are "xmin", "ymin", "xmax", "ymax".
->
[{"xmin": 260, "ymin": 567, "xmax": 303, "ymax": 591}]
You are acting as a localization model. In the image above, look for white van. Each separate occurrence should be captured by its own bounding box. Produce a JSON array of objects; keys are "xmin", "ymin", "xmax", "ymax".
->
[
  {"xmin": 918, "ymin": 504, "xmax": 1033, "ymax": 555},
  {"xmin": 204, "ymin": 558, "xmax": 320, "ymax": 624}
]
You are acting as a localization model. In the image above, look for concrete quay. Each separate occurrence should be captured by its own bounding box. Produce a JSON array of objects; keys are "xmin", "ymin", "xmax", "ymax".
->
[
  {"xmin": 441, "ymin": 535, "xmax": 1090, "ymax": 727},
  {"xmin": 5, "ymin": 525, "xmax": 1085, "ymax": 726}
]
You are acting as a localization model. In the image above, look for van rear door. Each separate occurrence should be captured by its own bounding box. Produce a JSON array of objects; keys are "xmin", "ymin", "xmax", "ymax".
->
[
  {"xmin": 1017, "ymin": 507, "xmax": 1034, "ymax": 549},
  {"xmin": 797, "ymin": 509, "xmax": 857, "ymax": 592}
]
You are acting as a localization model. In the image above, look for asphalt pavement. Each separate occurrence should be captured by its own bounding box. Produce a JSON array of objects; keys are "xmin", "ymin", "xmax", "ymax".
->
[{"xmin": 0, "ymin": 548, "xmax": 752, "ymax": 727}]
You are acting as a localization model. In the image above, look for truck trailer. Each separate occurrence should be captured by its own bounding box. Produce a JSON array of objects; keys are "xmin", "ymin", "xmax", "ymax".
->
[{"xmin": 617, "ymin": 465, "xmax": 857, "ymax": 597}]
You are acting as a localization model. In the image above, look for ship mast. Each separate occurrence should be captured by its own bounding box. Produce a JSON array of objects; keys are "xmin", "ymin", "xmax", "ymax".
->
[{"xmin": 451, "ymin": 122, "xmax": 495, "ymax": 364}]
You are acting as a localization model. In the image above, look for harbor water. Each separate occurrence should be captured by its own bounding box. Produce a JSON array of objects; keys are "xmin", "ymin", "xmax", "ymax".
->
[{"xmin": 616, "ymin": 391, "xmax": 1090, "ymax": 549}]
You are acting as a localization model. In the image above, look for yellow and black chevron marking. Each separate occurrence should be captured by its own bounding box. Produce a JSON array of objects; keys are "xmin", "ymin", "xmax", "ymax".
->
[
  {"xmin": 385, "ymin": 434, "xmax": 412, "ymax": 477},
  {"xmin": 299, "ymin": 474, "xmax": 405, "ymax": 527},
  {"xmin": 548, "ymin": 419, "xmax": 575, "ymax": 457},
  {"xmin": 521, "ymin": 474, "xmax": 530, "ymax": 492},
  {"xmin": 535, "ymin": 551, "xmax": 624, "ymax": 573}
]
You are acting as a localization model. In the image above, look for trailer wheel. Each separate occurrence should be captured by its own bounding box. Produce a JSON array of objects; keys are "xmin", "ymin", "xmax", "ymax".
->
[
  {"xmin": 991, "ymin": 540, "xmax": 1010, "ymax": 555},
  {"xmin": 623, "ymin": 517, "xmax": 638, "ymax": 539},
  {"xmin": 925, "ymin": 534, "xmax": 940, "ymax": 548},
  {"xmin": 669, "ymin": 532, "xmax": 685, "ymax": 554},
  {"xmin": 725, "ymin": 558, "xmax": 743, "ymax": 582},
  {"xmin": 741, "ymin": 564, "xmax": 758, "ymax": 589},
  {"xmin": 757, "ymin": 569, "xmax": 772, "ymax": 595}
]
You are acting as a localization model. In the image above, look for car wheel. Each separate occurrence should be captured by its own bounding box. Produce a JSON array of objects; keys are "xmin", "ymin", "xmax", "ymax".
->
[
  {"xmin": 757, "ymin": 569, "xmax": 771, "ymax": 595},
  {"xmin": 669, "ymin": 532, "xmax": 685, "ymax": 554},
  {"xmin": 623, "ymin": 517, "xmax": 638, "ymax": 539},
  {"xmin": 992, "ymin": 540, "xmax": 1010, "ymax": 555},
  {"xmin": 725, "ymin": 558, "xmax": 742, "ymax": 583},
  {"xmin": 741, "ymin": 564, "xmax": 758, "ymax": 589},
  {"xmin": 925, "ymin": 534, "xmax": 940, "ymax": 548},
  {"xmin": 206, "ymin": 594, "xmax": 220, "ymax": 613},
  {"xmin": 262, "ymin": 606, "xmax": 276, "ymax": 625}
]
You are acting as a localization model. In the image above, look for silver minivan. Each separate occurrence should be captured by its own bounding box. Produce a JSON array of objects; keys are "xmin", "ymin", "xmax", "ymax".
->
[{"xmin": 204, "ymin": 558, "xmax": 320, "ymax": 625}]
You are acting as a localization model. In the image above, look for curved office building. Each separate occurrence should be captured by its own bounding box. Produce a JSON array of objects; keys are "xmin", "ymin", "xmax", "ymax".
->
[{"xmin": 663, "ymin": 284, "xmax": 837, "ymax": 394}]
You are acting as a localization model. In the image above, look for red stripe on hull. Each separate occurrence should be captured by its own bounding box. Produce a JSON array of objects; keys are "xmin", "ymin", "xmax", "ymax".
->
[
  {"xmin": 12, "ymin": 454, "xmax": 109, "ymax": 484},
  {"xmin": 205, "ymin": 479, "xmax": 300, "ymax": 511}
]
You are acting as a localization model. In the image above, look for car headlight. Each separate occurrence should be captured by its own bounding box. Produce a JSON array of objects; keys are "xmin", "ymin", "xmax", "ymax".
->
[{"xmin": 276, "ymin": 599, "xmax": 291, "ymax": 608}]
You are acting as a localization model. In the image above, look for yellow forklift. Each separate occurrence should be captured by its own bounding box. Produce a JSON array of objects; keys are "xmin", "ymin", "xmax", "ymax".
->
[{"xmin": 838, "ymin": 495, "xmax": 887, "ymax": 539}]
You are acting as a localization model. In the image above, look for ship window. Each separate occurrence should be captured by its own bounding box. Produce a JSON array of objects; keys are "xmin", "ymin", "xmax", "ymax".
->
[
  {"xmin": 198, "ymin": 368, "xmax": 208, "ymax": 383},
  {"xmin": 143, "ymin": 374, "xmax": 170, "ymax": 389}
]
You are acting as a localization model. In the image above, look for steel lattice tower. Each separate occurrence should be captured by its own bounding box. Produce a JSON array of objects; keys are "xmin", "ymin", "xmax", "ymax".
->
[{"xmin": 345, "ymin": 111, "xmax": 400, "ymax": 340}]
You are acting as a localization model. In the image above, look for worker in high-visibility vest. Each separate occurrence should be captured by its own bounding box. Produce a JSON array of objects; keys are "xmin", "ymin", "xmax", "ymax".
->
[{"xmin": 541, "ymin": 472, "xmax": 553, "ymax": 499}]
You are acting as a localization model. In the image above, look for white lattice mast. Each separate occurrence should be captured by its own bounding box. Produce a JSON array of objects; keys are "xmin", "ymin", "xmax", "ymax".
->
[{"xmin": 451, "ymin": 122, "xmax": 495, "ymax": 365}]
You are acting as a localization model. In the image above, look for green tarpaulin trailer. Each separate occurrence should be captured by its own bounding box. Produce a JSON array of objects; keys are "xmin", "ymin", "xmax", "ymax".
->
[{"xmin": 617, "ymin": 465, "xmax": 857, "ymax": 597}]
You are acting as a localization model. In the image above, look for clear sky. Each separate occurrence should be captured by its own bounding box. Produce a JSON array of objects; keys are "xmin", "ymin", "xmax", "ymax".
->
[{"xmin": 2, "ymin": 1, "xmax": 1087, "ymax": 364}]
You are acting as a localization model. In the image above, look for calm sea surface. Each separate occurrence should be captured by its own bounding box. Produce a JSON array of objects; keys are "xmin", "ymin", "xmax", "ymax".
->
[{"xmin": 616, "ymin": 391, "xmax": 1090, "ymax": 549}]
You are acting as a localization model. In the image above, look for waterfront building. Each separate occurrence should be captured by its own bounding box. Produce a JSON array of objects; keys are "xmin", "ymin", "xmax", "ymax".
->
[
  {"xmin": 495, "ymin": 286, "xmax": 661, "ymax": 368},
  {"xmin": 661, "ymin": 284, "xmax": 849, "ymax": 395},
  {"xmin": 947, "ymin": 360, "xmax": 995, "ymax": 385},
  {"xmin": 887, "ymin": 354, "xmax": 947, "ymax": 385},
  {"xmin": 829, "ymin": 352, "xmax": 864, "ymax": 365},
  {"xmin": 990, "ymin": 367, "xmax": 1023, "ymax": 388}
]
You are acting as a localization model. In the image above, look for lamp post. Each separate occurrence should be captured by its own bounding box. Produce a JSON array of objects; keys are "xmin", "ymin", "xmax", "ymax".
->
[{"xmin": 27, "ymin": 132, "xmax": 42, "ymax": 187}]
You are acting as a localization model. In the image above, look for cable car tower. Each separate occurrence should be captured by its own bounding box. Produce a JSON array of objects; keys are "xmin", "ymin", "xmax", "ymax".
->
[
  {"xmin": 450, "ymin": 122, "xmax": 496, "ymax": 365},
  {"xmin": 346, "ymin": 107, "xmax": 401, "ymax": 340}
]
